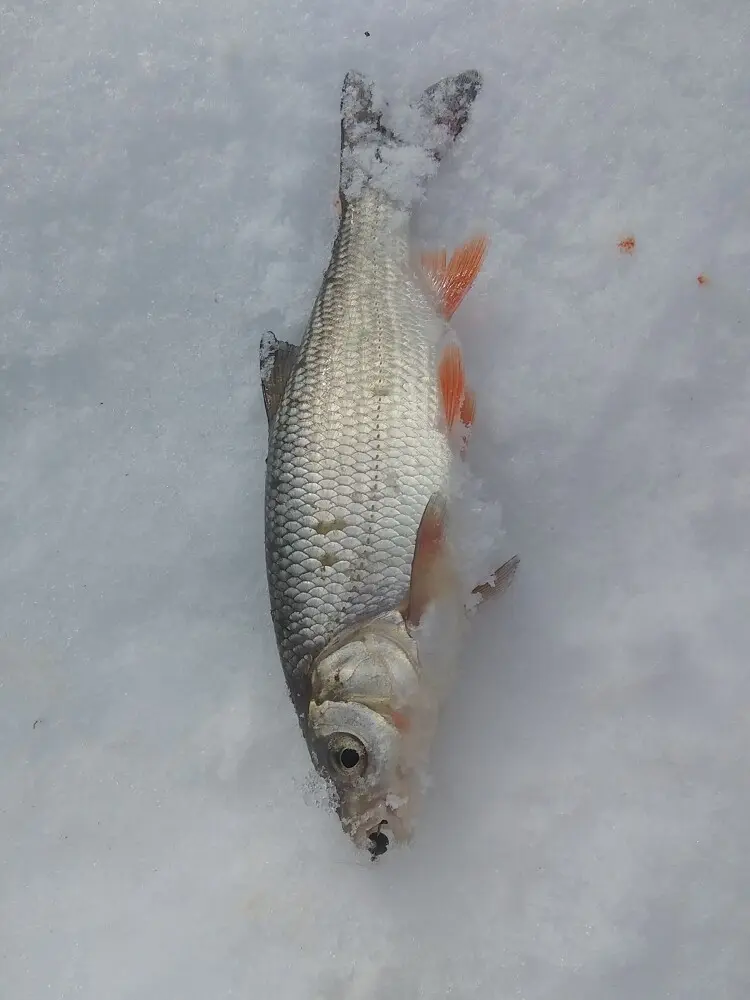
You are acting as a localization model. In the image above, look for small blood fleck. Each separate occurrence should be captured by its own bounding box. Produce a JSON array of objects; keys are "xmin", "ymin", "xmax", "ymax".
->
[
  {"xmin": 618, "ymin": 235, "xmax": 636, "ymax": 254},
  {"xmin": 697, "ymin": 273, "xmax": 710, "ymax": 285}
]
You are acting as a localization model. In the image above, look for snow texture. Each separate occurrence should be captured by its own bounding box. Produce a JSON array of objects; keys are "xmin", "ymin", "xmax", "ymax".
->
[
  {"xmin": 340, "ymin": 69, "xmax": 481, "ymax": 205},
  {"xmin": 2, "ymin": 1, "xmax": 750, "ymax": 999}
]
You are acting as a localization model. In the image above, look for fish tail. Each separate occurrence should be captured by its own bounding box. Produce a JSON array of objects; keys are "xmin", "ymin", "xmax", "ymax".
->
[{"xmin": 338, "ymin": 69, "xmax": 483, "ymax": 208}]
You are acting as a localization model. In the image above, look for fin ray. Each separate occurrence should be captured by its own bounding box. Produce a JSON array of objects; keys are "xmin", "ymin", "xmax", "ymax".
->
[
  {"xmin": 438, "ymin": 342, "xmax": 467, "ymax": 430},
  {"xmin": 405, "ymin": 493, "xmax": 448, "ymax": 628},
  {"xmin": 422, "ymin": 236, "xmax": 489, "ymax": 319},
  {"xmin": 471, "ymin": 555, "xmax": 520, "ymax": 607},
  {"xmin": 339, "ymin": 70, "xmax": 483, "ymax": 207},
  {"xmin": 259, "ymin": 332, "xmax": 298, "ymax": 424}
]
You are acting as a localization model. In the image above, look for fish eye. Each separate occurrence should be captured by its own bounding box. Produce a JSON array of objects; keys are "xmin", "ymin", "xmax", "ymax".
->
[
  {"xmin": 327, "ymin": 733, "xmax": 368, "ymax": 778},
  {"xmin": 339, "ymin": 748, "xmax": 360, "ymax": 768}
]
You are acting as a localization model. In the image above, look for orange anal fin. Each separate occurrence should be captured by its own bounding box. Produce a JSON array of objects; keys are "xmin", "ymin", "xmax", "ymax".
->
[
  {"xmin": 422, "ymin": 236, "xmax": 489, "ymax": 319},
  {"xmin": 405, "ymin": 493, "xmax": 448, "ymax": 628},
  {"xmin": 438, "ymin": 343, "xmax": 466, "ymax": 430},
  {"xmin": 420, "ymin": 248, "xmax": 447, "ymax": 287},
  {"xmin": 444, "ymin": 236, "xmax": 489, "ymax": 319}
]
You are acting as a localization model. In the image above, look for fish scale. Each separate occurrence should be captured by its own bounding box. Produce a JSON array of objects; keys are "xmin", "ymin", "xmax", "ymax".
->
[
  {"xmin": 265, "ymin": 191, "xmax": 452, "ymax": 706},
  {"xmin": 260, "ymin": 68, "xmax": 498, "ymax": 854}
]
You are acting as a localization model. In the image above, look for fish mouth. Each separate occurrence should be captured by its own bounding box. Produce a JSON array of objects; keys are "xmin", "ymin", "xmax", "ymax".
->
[
  {"xmin": 367, "ymin": 821, "xmax": 390, "ymax": 859},
  {"xmin": 343, "ymin": 803, "xmax": 411, "ymax": 859}
]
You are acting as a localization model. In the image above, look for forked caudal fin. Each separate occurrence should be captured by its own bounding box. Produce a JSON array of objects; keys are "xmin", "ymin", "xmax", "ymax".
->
[{"xmin": 339, "ymin": 69, "xmax": 483, "ymax": 208}]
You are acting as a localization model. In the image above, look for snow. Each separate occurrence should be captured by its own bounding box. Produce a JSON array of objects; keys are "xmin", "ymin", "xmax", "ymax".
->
[
  {"xmin": 2, "ymin": 0, "xmax": 749, "ymax": 997},
  {"xmin": 339, "ymin": 69, "xmax": 481, "ymax": 205}
]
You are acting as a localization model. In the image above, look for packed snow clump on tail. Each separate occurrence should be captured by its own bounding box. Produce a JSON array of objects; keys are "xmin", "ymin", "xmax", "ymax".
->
[{"xmin": 339, "ymin": 69, "xmax": 483, "ymax": 207}]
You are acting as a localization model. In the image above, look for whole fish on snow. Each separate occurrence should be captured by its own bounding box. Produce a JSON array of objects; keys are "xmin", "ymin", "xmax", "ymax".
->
[{"xmin": 261, "ymin": 69, "xmax": 518, "ymax": 858}]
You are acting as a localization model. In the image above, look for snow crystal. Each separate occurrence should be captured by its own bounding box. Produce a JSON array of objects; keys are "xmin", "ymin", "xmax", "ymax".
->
[{"xmin": 339, "ymin": 69, "xmax": 482, "ymax": 207}]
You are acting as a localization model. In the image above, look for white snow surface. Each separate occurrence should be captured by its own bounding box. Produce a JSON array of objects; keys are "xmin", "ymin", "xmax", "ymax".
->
[{"xmin": 2, "ymin": 1, "xmax": 750, "ymax": 998}]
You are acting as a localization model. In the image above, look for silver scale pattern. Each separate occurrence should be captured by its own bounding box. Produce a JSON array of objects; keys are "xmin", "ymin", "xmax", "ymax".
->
[{"xmin": 264, "ymin": 191, "xmax": 452, "ymax": 694}]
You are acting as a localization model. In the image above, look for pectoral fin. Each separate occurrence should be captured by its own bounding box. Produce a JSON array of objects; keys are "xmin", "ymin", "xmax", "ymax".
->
[
  {"xmin": 404, "ymin": 493, "xmax": 451, "ymax": 628},
  {"xmin": 259, "ymin": 331, "xmax": 298, "ymax": 424},
  {"xmin": 470, "ymin": 555, "xmax": 520, "ymax": 608},
  {"xmin": 405, "ymin": 499, "xmax": 519, "ymax": 625}
]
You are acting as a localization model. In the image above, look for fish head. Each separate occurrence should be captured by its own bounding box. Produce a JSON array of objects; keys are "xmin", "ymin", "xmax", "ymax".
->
[
  {"xmin": 307, "ymin": 699, "xmax": 413, "ymax": 855},
  {"xmin": 307, "ymin": 614, "xmax": 438, "ymax": 858}
]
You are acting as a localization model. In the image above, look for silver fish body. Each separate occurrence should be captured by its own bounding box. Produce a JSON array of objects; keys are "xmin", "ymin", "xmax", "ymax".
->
[
  {"xmin": 262, "ymin": 69, "xmax": 488, "ymax": 855},
  {"xmin": 266, "ymin": 193, "xmax": 451, "ymax": 703}
]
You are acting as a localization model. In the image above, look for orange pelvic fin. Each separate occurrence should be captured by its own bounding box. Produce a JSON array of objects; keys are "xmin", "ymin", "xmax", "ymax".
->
[
  {"xmin": 459, "ymin": 386, "xmax": 477, "ymax": 428},
  {"xmin": 421, "ymin": 235, "xmax": 489, "ymax": 319},
  {"xmin": 458, "ymin": 386, "xmax": 477, "ymax": 456},
  {"xmin": 438, "ymin": 342, "xmax": 466, "ymax": 431},
  {"xmin": 438, "ymin": 342, "xmax": 477, "ymax": 457}
]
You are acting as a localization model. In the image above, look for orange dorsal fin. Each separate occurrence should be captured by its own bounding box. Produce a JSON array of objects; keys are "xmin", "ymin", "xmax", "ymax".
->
[{"xmin": 421, "ymin": 235, "xmax": 489, "ymax": 319}]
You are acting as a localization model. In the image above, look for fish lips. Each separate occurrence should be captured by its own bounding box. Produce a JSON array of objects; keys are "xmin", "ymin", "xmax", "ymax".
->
[{"xmin": 341, "ymin": 796, "xmax": 413, "ymax": 859}]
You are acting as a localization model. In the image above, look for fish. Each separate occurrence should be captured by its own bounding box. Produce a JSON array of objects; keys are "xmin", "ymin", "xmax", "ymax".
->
[{"xmin": 261, "ymin": 68, "xmax": 518, "ymax": 858}]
